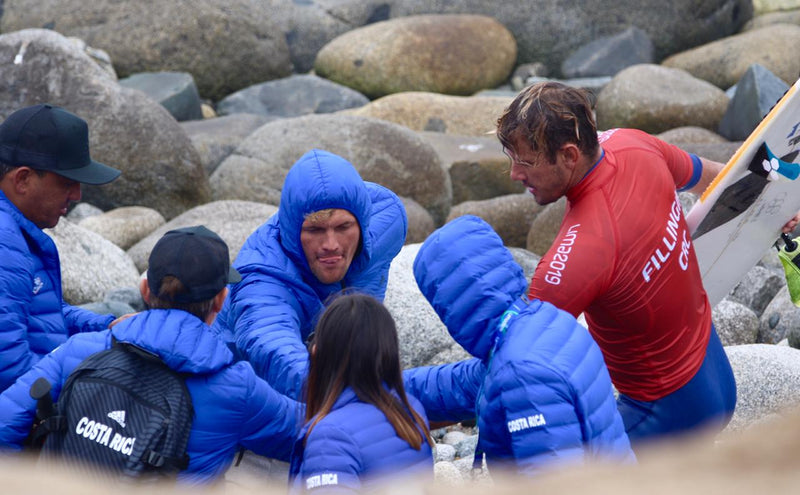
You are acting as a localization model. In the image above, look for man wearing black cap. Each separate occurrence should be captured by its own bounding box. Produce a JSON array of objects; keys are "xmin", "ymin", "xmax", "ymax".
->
[
  {"xmin": 0, "ymin": 225, "xmax": 301, "ymax": 484},
  {"xmin": 0, "ymin": 104, "xmax": 122, "ymax": 392}
]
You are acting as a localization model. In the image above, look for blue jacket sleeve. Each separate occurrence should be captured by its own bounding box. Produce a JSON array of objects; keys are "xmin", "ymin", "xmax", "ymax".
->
[
  {"xmin": 297, "ymin": 423, "xmax": 362, "ymax": 494},
  {"xmin": 237, "ymin": 362, "xmax": 304, "ymax": 462},
  {"xmin": 402, "ymin": 358, "xmax": 485, "ymax": 423},
  {"xmin": 493, "ymin": 362, "xmax": 585, "ymax": 476},
  {"xmin": 229, "ymin": 269, "xmax": 313, "ymax": 401},
  {"xmin": 62, "ymin": 302, "xmax": 115, "ymax": 335},
  {"xmin": 0, "ymin": 334, "xmax": 104, "ymax": 449},
  {"xmin": 0, "ymin": 226, "xmax": 38, "ymax": 393}
]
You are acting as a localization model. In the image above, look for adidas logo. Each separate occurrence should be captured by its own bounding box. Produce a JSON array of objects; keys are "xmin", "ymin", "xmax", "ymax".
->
[{"xmin": 107, "ymin": 410, "xmax": 127, "ymax": 428}]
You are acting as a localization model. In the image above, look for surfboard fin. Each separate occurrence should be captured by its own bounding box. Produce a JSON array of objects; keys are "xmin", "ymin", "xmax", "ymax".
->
[{"xmin": 778, "ymin": 233, "xmax": 800, "ymax": 307}]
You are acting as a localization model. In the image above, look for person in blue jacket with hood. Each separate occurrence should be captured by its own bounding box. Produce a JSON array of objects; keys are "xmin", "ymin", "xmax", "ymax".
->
[
  {"xmin": 0, "ymin": 225, "xmax": 301, "ymax": 485},
  {"xmin": 212, "ymin": 148, "xmax": 408, "ymax": 401},
  {"xmin": 0, "ymin": 104, "xmax": 122, "ymax": 393},
  {"xmin": 290, "ymin": 293, "xmax": 433, "ymax": 493},
  {"xmin": 408, "ymin": 215, "xmax": 634, "ymax": 476}
]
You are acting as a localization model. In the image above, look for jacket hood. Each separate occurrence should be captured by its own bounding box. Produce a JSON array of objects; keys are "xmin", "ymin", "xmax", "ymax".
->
[
  {"xmin": 413, "ymin": 215, "xmax": 527, "ymax": 360},
  {"xmin": 278, "ymin": 149, "xmax": 373, "ymax": 284},
  {"xmin": 111, "ymin": 309, "xmax": 234, "ymax": 374}
]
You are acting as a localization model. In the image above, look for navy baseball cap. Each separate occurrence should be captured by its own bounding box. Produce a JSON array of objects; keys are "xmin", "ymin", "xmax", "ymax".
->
[
  {"xmin": 0, "ymin": 104, "xmax": 120, "ymax": 185},
  {"xmin": 147, "ymin": 226, "xmax": 242, "ymax": 303}
]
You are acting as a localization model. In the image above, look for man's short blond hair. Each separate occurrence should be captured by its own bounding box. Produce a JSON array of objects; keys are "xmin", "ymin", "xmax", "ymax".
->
[{"xmin": 304, "ymin": 208, "xmax": 338, "ymax": 223}]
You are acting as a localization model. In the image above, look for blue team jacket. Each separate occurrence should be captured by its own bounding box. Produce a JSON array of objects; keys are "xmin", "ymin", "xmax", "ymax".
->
[
  {"xmin": 289, "ymin": 387, "xmax": 433, "ymax": 493},
  {"xmin": 0, "ymin": 309, "xmax": 302, "ymax": 485},
  {"xmin": 406, "ymin": 215, "xmax": 634, "ymax": 475},
  {"xmin": 212, "ymin": 149, "xmax": 407, "ymax": 400},
  {"xmin": 0, "ymin": 191, "xmax": 113, "ymax": 393}
]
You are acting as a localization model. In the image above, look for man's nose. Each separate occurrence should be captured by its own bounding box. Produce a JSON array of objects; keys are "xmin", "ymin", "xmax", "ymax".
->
[
  {"xmin": 69, "ymin": 182, "xmax": 82, "ymax": 202},
  {"xmin": 321, "ymin": 230, "xmax": 339, "ymax": 250},
  {"xmin": 509, "ymin": 162, "xmax": 524, "ymax": 181}
]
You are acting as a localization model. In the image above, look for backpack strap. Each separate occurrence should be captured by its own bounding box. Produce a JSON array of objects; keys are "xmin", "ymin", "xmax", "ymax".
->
[{"xmin": 143, "ymin": 449, "xmax": 190, "ymax": 471}]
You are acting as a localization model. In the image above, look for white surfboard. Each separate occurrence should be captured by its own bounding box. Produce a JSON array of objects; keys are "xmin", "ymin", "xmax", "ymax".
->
[{"xmin": 686, "ymin": 77, "xmax": 800, "ymax": 307}]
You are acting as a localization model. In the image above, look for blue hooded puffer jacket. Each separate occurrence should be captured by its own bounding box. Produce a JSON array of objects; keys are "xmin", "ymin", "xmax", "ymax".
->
[
  {"xmin": 212, "ymin": 149, "xmax": 407, "ymax": 400},
  {"xmin": 288, "ymin": 387, "xmax": 433, "ymax": 493},
  {"xmin": 0, "ymin": 191, "xmax": 114, "ymax": 393},
  {"xmin": 409, "ymin": 215, "xmax": 634, "ymax": 476},
  {"xmin": 0, "ymin": 309, "xmax": 302, "ymax": 485}
]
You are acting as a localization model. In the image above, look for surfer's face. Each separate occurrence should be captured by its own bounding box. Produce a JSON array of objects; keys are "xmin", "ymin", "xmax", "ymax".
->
[{"xmin": 506, "ymin": 133, "xmax": 572, "ymax": 206}]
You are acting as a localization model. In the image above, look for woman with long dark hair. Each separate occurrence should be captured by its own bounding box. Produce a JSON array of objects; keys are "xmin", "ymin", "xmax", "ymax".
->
[{"xmin": 289, "ymin": 293, "xmax": 433, "ymax": 492}]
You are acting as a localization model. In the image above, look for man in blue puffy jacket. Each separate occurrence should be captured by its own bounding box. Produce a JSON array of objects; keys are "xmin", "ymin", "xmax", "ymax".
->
[
  {"xmin": 0, "ymin": 104, "xmax": 121, "ymax": 393},
  {"xmin": 407, "ymin": 215, "xmax": 634, "ymax": 476},
  {"xmin": 212, "ymin": 148, "xmax": 408, "ymax": 401},
  {"xmin": 0, "ymin": 225, "xmax": 301, "ymax": 485}
]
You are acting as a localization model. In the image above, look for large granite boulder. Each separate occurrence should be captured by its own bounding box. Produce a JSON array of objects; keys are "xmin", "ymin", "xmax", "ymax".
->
[
  {"xmin": 216, "ymin": 74, "xmax": 369, "ymax": 119},
  {"xmin": 384, "ymin": 243, "xmax": 461, "ymax": 368},
  {"xmin": 210, "ymin": 114, "xmax": 452, "ymax": 224},
  {"xmin": 345, "ymin": 92, "xmax": 512, "ymax": 137},
  {"xmin": 661, "ymin": 24, "xmax": 800, "ymax": 89},
  {"xmin": 0, "ymin": 29, "xmax": 210, "ymax": 220},
  {"xmin": 314, "ymin": 14, "xmax": 516, "ymax": 98},
  {"xmin": 419, "ymin": 132, "xmax": 523, "ymax": 204},
  {"xmin": 725, "ymin": 344, "xmax": 800, "ymax": 432},
  {"xmin": 78, "ymin": 206, "xmax": 166, "ymax": 250},
  {"xmin": 0, "ymin": 0, "xmax": 292, "ymax": 101},
  {"xmin": 596, "ymin": 64, "xmax": 729, "ymax": 134},
  {"xmin": 758, "ymin": 287, "xmax": 800, "ymax": 344},
  {"xmin": 47, "ymin": 219, "xmax": 141, "ymax": 305},
  {"xmin": 447, "ymin": 194, "xmax": 543, "ymax": 249},
  {"xmin": 127, "ymin": 200, "xmax": 277, "ymax": 272},
  {"xmin": 386, "ymin": 0, "xmax": 752, "ymax": 77},
  {"xmin": 181, "ymin": 114, "xmax": 272, "ymax": 176},
  {"xmin": 526, "ymin": 197, "xmax": 566, "ymax": 256}
]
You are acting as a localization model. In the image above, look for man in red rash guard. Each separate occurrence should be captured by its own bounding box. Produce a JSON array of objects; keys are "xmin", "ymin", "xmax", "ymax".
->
[{"xmin": 496, "ymin": 82, "xmax": 800, "ymax": 448}]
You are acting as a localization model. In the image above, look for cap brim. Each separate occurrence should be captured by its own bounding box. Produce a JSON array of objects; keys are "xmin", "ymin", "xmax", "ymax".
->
[
  {"xmin": 228, "ymin": 266, "xmax": 242, "ymax": 284},
  {"xmin": 53, "ymin": 159, "xmax": 121, "ymax": 185}
]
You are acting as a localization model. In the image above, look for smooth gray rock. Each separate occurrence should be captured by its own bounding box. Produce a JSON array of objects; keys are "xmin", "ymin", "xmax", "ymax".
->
[
  {"xmin": 441, "ymin": 430, "xmax": 469, "ymax": 446},
  {"xmin": 314, "ymin": 14, "xmax": 517, "ymax": 98},
  {"xmin": 509, "ymin": 247, "xmax": 541, "ymax": 282},
  {"xmin": 79, "ymin": 206, "xmax": 166, "ymax": 250},
  {"xmin": 435, "ymin": 443, "xmax": 456, "ymax": 463},
  {"xmin": 79, "ymin": 300, "xmax": 135, "ymax": 318},
  {"xmin": 401, "ymin": 197, "xmax": 435, "ymax": 245},
  {"xmin": 523, "ymin": 76, "xmax": 613, "ymax": 97},
  {"xmin": 562, "ymin": 26, "xmax": 654, "ymax": 78},
  {"xmin": 725, "ymin": 344, "xmax": 800, "ymax": 432},
  {"xmin": 216, "ymin": 74, "xmax": 369, "ymax": 119},
  {"xmin": 104, "ymin": 286, "xmax": 146, "ymax": 313},
  {"xmin": 728, "ymin": 264, "xmax": 785, "ymax": 317},
  {"xmin": 0, "ymin": 0, "xmax": 292, "ymax": 101},
  {"xmin": 454, "ymin": 435, "xmax": 479, "ymax": 459},
  {"xmin": 596, "ymin": 64, "xmax": 729, "ymax": 134},
  {"xmin": 127, "ymin": 200, "xmax": 277, "ymax": 272},
  {"xmin": 718, "ymin": 64, "xmax": 790, "ymax": 141},
  {"xmin": 657, "ymin": 126, "xmax": 729, "ymax": 145},
  {"xmin": 46, "ymin": 219, "xmax": 141, "ymax": 305},
  {"xmin": 448, "ymin": 194, "xmax": 543, "ymax": 249},
  {"xmin": 387, "ymin": 0, "xmax": 752, "ymax": 77},
  {"xmin": 385, "ymin": 243, "xmax": 455, "ymax": 368},
  {"xmin": 419, "ymin": 131, "xmax": 523, "ymax": 205},
  {"xmin": 181, "ymin": 114, "xmax": 272, "ymax": 176},
  {"xmin": 758, "ymin": 287, "xmax": 800, "ymax": 344},
  {"xmin": 526, "ymin": 197, "xmax": 567, "ymax": 256},
  {"xmin": 210, "ymin": 114, "xmax": 452, "ymax": 225},
  {"xmin": 66, "ymin": 203, "xmax": 104, "ymax": 223},
  {"xmin": 119, "ymin": 72, "xmax": 203, "ymax": 122},
  {"xmin": 713, "ymin": 299, "xmax": 759, "ymax": 346},
  {"xmin": 0, "ymin": 29, "xmax": 210, "ymax": 220},
  {"xmin": 662, "ymin": 24, "xmax": 800, "ymax": 90}
]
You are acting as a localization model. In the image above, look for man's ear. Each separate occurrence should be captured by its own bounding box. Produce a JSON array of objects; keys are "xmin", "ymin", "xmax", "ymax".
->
[
  {"xmin": 2, "ymin": 166, "xmax": 33, "ymax": 195},
  {"xmin": 560, "ymin": 143, "xmax": 581, "ymax": 170},
  {"xmin": 139, "ymin": 278, "xmax": 151, "ymax": 304},
  {"xmin": 211, "ymin": 287, "xmax": 228, "ymax": 314}
]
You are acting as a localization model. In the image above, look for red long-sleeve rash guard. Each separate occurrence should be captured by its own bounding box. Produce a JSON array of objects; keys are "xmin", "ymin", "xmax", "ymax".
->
[{"xmin": 529, "ymin": 129, "xmax": 711, "ymax": 401}]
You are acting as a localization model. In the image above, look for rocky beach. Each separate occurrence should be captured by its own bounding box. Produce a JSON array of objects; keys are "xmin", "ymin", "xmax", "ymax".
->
[{"xmin": 2, "ymin": 0, "xmax": 800, "ymax": 490}]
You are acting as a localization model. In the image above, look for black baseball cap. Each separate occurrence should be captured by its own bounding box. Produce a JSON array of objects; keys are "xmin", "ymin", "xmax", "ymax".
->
[
  {"xmin": 0, "ymin": 104, "xmax": 120, "ymax": 185},
  {"xmin": 147, "ymin": 225, "xmax": 242, "ymax": 303}
]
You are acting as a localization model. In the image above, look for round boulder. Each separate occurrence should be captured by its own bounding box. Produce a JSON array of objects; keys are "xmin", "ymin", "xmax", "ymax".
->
[
  {"xmin": 345, "ymin": 92, "xmax": 512, "ymax": 137},
  {"xmin": 661, "ymin": 24, "xmax": 800, "ymax": 89},
  {"xmin": 596, "ymin": 64, "xmax": 729, "ymax": 134},
  {"xmin": 47, "ymin": 219, "xmax": 141, "ymax": 305},
  {"xmin": 210, "ymin": 113, "xmax": 452, "ymax": 224},
  {"xmin": 127, "ymin": 200, "xmax": 277, "ymax": 272},
  {"xmin": 0, "ymin": 29, "xmax": 211, "ymax": 220},
  {"xmin": 79, "ymin": 206, "xmax": 166, "ymax": 250},
  {"xmin": 314, "ymin": 14, "xmax": 517, "ymax": 98},
  {"xmin": 0, "ymin": 0, "xmax": 292, "ymax": 101}
]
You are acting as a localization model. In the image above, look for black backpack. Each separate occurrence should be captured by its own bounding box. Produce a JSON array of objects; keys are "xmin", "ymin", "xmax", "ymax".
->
[{"xmin": 29, "ymin": 340, "xmax": 194, "ymax": 481}]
